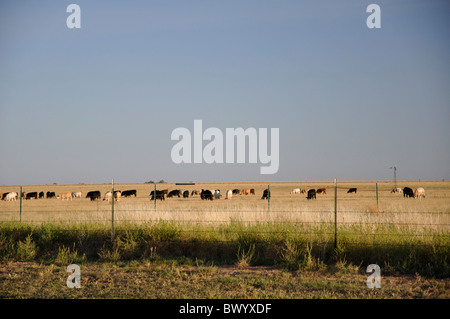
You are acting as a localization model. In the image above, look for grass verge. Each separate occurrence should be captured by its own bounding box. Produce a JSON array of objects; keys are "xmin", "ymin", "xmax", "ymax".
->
[{"xmin": 0, "ymin": 221, "xmax": 448, "ymax": 277}]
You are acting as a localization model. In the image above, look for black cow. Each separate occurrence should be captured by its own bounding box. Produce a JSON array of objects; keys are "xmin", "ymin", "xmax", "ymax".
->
[
  {"xmin": 150, "ymin": 190, "xmax": 165, "ymax": 201},
  {"xmin": 183, "ymin": 190, "xmax": 189, "ymax": 198},
  {"xmin": 38, "ymin": 192, "xmax": 45, "ymax": 199},
  {"xmin": 86, "ymin": 190, "xmax": 101, "ymax": 201},
  {"xmin": 261, "ymin": 189, "xmax": 271, "ymax": 200},
  {"xmin": 25, "ymin": 192, "xmax": 38, "ymax": 200},
  {"xmin": 122, "ymin": 190, "xmax": 137, "ymax": 197},
  {"xmin": 347, "ymin": 188, "xmax": 357, "ymax": 194},
  {"xmin": 168, "ymin": 190, "xmax": 182, "ymax": 198},
  {"xmin": 232, "ymin": 189, "xmax": 240, "ymax": 195},
  {"xmin": 46, "ymin": 191, "xmax": 56, "ymax": 199},
  {"xmin": 403, "ymin": 187, "xmax": 414, "ymax": 198},
  {"xmin": 307, "ymin": 189, "xmax": 316, "ymax": 200},
  {"xmin": 201, "ymin": 189, "xmax": 213, "ymax": 200}
]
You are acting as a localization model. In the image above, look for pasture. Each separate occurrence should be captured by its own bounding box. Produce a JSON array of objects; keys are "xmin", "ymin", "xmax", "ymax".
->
[
  {"xmin": 0, "ymin": 180, "xmax": 449, "ymax": 284},
  {"xmin": 1, "ymin": 180, "xmax": 449, "ymax": 227},
  {"xmin": 0, "ymin": 180, "xmax": 449, "ymax": 298}
]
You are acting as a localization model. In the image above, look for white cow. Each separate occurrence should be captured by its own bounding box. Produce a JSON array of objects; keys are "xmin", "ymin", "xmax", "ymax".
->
[
  {"xmin": 225, "ymin": 190, "xmax": 232, "ymax": 199},
  {"xmin": 5, "ymin": 192, "xmax": 18, "ymax": 201},
  {"xmin": 214, "ymin": 189, "xmax": 221, "ymax": 199},
  {"xmin": 414, "ymin": 187, "xmax": 425, "ymax": 199},
  {"xmin": 104, "ymin": 191, "xmax": 112, "ymax": 201},
  {"xmin": 72, "ymin": 191, "xmax": 82, "ymax": 199},
  {"xmin": 391, "ymin": 187, "xmax": 402, "ymax": 194},
  {"xmin": 290, "ymin": 188, "xmax": 301, "ymax": 194}
]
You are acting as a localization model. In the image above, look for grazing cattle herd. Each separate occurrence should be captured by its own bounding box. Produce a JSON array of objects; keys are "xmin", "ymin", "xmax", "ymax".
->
[{"xmin": 0, "ymin": 185, "xmax": 428, "ymax": 202}]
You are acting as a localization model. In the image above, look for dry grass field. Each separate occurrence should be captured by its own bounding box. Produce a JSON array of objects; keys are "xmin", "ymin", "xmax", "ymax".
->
[
  {"xmin": 1, "ymin": 181, "xmax": 448, "ymax": 299},
  {"xmin": 1, "ymin": 180, "xmax": 449, "ymax": 230}
]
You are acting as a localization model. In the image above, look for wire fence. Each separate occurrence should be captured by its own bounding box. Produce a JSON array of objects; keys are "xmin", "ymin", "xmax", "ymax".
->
[{"xmin": 1, "ymin": 181, "xmax": 449, "ymax": 248}]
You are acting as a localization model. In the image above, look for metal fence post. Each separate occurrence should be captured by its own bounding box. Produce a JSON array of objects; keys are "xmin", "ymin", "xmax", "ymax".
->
[
  {"xmin": 267, "ymin": 184, "xmax": 270, "ymax": 212},
  {"xmin": 111, "ymin": 178, "xmax": 114, "ymax": 241},
  {"xmin": 334, "ymin": 178, "xmax": 337, "ymax": 249},
  {"xmin": 376, "ymin": 182, "xmax": 379, "ymax": 211},
  {"xmin": 19, "ymin": 186, "xmax": 22, "ymax": 222}
]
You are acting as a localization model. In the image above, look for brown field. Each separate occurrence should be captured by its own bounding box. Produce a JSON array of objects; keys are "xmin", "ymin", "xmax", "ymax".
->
[{"xmin": 0, "ymin": 180, "xmax": 449, "ymax": 230}]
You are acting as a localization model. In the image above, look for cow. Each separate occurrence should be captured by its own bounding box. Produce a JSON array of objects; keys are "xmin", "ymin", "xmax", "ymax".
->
[
  {"xmin": 347, "ymin": 188, "xmax": 357, "ymax": 194},
  {"xmin": 232, "ymin": 189, "xmax": 240, "ymax": 195},
  {"xmin": 225, "ymin": 190, "xmax": 232, "ymax": 199},
  {"xmin": 5, "ymin": 192, "xmax": 18, "ymax": 201},
  {"xmin": 25, "ymin": 192, "xmax": 38, "ymax": 200},
  {"xmin": 201, "ymin": 189, "xmax": 214, "ymax": 200},
  {"xmin": 307, "ymin": 189, "xmax": 316, "ymax": 200},
  {"xmin": 403, "ymin": 187, "xmax": 414, "ymax": 198},
  {"xmin": 414, "ymin": 187, "xmax": 425, "ymax": 199},
  {"xmin": 191, "ymin": 190, "xmax": 200, "ymax": 196},
  {"xmin": 391, "ymin": 187, "xmax": 402, "ymax": 194},
  {"xmin": 57, "ymin": 192, "xmax": 72, "ymax": 200},
  {"xmin": 121, "ymin": 190, "xmax": 137, "ymax": 197},
  {"xmin": 290, "ymin": 188, "xmax": 301, "ymax": 194},
  {"xmin": 183, "ymin": 190, "xmax": 189, "ymax": 198},
  {"xmin": 1, "ymin": 192, "xmax": 11, "ymax": 200},
  {"xmin": 72, "ymin": 191, "xmax": 82, "ymax": 199},
  {"xmin": 261, "ymin": 189, "xmax": 270, "ymax": 200},
  {"xmin": 317, "ymin": 188, "xmax": 326, "ymax": 195},
  {"xmin": 214, "ymin": 190, "xmax": 221, "ymax": 199},
  {"xmin": 168, "ymin": 190, "xmax": 182, "ymax": 198},
  {"xmin": 39, "ymin": 192, "xmax": 45, "ymax": 199},
  {"xmin": 46, "ymin": 191, "xmax": 56, "ymax": 199},
  {"xmin": 250, "ymin": 188, "xmax": 255, "ymax": 195},
  {"xmin": 86, "ymin": 191, "xmax": 101, "ymax": 201},
  {"xmin": 241, "ymin": 189, "xmax": 251, "ymax": 195},
  {"xmin": 104, "ymin": 191, "xmax": 121, "ymax": 201},
  {"xmin": 150, "ymin": 190, "xmax": 165, "ymax": 201},
  {"xmin": 300, "ymin": 189, "xmax": 309, "ymax": 194}
]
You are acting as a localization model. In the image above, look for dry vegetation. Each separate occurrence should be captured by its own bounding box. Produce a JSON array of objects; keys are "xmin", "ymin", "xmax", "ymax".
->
[
  {"xmin": 1, "ymin": 180, "xmax": 449, "ymax": 228},
  {"xmin": 0, "ymin": 180, "xmax": 448, "ymax": 299}
]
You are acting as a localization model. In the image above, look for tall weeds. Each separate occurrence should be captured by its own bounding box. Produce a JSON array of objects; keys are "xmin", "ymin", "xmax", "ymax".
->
[{"xmin": 0, "ymin": 221, "xmax": 448, "ymax": 277}]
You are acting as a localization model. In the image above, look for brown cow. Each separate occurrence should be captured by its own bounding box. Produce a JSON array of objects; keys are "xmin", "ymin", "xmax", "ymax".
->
[
  {"xmin": 250, "ymin": 188, "xmax": 255, "ymax": 195},
  {"xmin": 240, "ymin": 189, "xmax": 251, "ymax": 195},
  {"xmin": 57, "ymin": 192, "xmax": 72, "ymax": 200},
  {"xmin": 317, "ymin": 188, "xmax": 326, "ymax": 195}
]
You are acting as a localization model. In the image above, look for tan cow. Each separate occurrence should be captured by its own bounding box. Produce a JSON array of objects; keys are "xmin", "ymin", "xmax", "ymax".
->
[
  {"xmin": 240, "ymin": 188, "xmax": 251, "ymax": 195},
  {"xmin": 104, "ymin": 191, "xmax": 121, "ymax": 202},
  {"xmin": 57, "ymin": 192, "xmax": 72, "ymax": 200},
  {"xmin": 414, "ymin": 187, "xmax": 425, "ymax": 199}
]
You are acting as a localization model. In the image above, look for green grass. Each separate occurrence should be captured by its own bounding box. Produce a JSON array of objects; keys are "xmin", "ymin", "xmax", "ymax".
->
[{"xmin": 0, "ymin": 220, "xmax": 448, "ymax": 277}]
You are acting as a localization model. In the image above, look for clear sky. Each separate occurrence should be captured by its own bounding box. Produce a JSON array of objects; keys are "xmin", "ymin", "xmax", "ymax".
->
[{"xmin": 1, "ymin": 1, "xmax": 449, "ymax": 185}]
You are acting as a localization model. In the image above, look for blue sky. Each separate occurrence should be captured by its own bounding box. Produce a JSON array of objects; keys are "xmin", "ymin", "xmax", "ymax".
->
[{"xmin": 1, "ymin": 1, "xmax": 449, "ymax": 185}]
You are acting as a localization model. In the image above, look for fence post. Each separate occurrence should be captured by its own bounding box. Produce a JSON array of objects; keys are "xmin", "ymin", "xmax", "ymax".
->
[
  {"xmin": 376, "ymin": 182, "xmax": 379, "ymax": 211},
  {"xmin": 334, "ymin": 179, "xmax": 337, "ymax": 249},
  {"xmin": 267, "ymin": 184, "xmax": 270, "ymax": 212},
  {"xmin": 111, "ymin": 178, "xmax": 114, "ymax": 241},
  {"xmin": 19, "ymin": 186, "xmax": 22, "ymax": 222}
]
